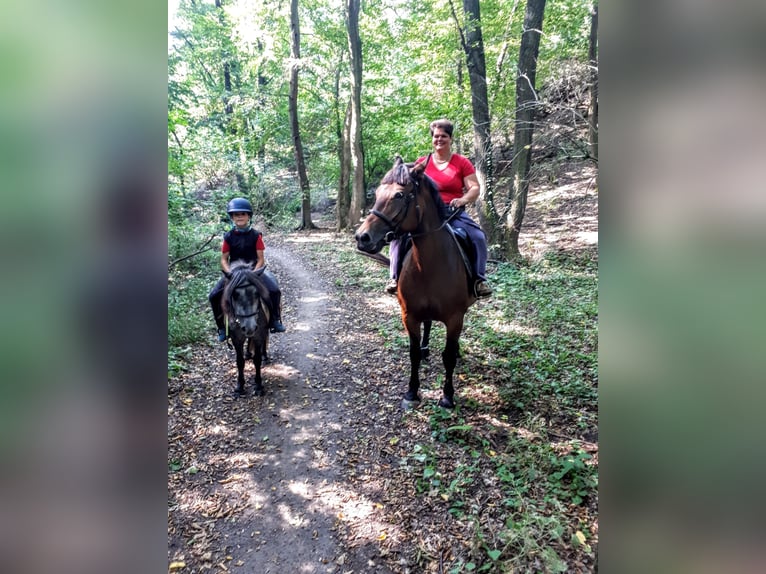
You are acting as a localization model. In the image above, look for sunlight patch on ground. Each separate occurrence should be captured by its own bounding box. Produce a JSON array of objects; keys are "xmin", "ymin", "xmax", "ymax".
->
[
  {"xmin": 368, "ymin": 294, "xmax": 400, "ymax": 312},
  {"xmin": 489, "ymin": 320, "xmax": 542, "ymax": 337},
  {"xmin": 263, "ymin": 363, "xmax": 301, "ymax": 379},
  {"xmin": 300, "ymin": 294, "xmax": 330, "ymax": 304},
  {"xmin": 277, "ymin": 502, "xmax": 309, "ymax": 528},
  {"xmin": 313, "ymin": 487, "xmax": 399, "ymax": 544},
  {"xmin": 205, "ymin": 423, "xmax": 229, "ymax": 435},
  {"xmin": 286, "ymin": 234, "xmax": 334, "ymax": 244},
  {"xmin": 577, "ymin": 230, "xmax": 598, "ymax": 244}
]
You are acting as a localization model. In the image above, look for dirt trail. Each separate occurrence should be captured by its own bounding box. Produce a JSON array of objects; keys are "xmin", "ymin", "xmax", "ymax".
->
[{"xmin": 168, "ymin": 240, "xmax": 396, "ymax": 573}]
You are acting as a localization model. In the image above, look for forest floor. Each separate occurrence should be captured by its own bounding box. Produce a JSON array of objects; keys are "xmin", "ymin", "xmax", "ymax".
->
[{"xmin": 168, "ymin": 159, "xmax": 598, "ymax": 573}]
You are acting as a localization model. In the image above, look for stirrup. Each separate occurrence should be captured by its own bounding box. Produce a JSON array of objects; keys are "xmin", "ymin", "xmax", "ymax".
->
[
  {"xmin": 474, "ymin": 280, "xmax": 493, "ymax": 298},
  {"xmin": 217, "ymin": 328, "xmax": 227, "ymax": 342}
]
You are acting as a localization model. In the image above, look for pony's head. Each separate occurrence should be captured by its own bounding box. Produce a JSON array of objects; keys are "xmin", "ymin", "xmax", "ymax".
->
[{"xmin": 222, "ymin": 261, "xmax": 270, "ymax": 338}]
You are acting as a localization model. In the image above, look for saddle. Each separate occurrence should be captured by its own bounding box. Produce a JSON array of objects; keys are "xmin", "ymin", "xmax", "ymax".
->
[
  {"xmin": 447, "ymin": 225, "xmax": 479, "ymax": 294},
  {"xmin": 396, "ymin": 226, "xmax": 478, "ymax": 296}
]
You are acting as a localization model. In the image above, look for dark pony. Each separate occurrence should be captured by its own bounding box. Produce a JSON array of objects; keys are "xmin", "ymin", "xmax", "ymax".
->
[
  {"xmin": 221, "ymin": 260, "xmax": 271, "ymax": 396},
  {"xmin": 355, "ymin": 156, "xmax": 476, "ymax": 409}
]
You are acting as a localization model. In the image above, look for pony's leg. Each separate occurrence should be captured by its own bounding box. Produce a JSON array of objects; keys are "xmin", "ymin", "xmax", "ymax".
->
[
  {"xmin": 252, "ymin": 349, "xmax": 265, "ymax": 396},
  {"xmin": 234, "ymin": 341, "xmax": 246, "ymax": 396},
  {"xmin": 421, "ymin": 320, "xmax": 432, "ymax": 361},
  {"xmin": 439, "ymin": 320, "xmax": 464, "ymax": 409},
  {"xmin": 263, "ymin": 333, "xmax": 270, "ymax": 364},
  {"xmin": 402, "ymin": 319, "xmax": 422, "ymax": 406}
]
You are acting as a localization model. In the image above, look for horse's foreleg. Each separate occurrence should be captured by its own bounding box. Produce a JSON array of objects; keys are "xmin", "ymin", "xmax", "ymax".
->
[
  {"xmin": 402, "ymin": 321, "xmax": 422, "ymax": 407},
  {"xmin": 421, "ymin": 320, "xmax": 432, "ymax": 361},
  {"xmin": 439, "ymin": 337, "xmax": 459, "ymax": 409}
]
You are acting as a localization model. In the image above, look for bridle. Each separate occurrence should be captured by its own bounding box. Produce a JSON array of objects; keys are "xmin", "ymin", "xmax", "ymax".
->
[
  {"xmin": 227, "ymin": 277, "xmax": 265, "ymax": 326},
  {"xmin": 370, "ymin": 179, "xmax": 422, "ymax": 243}
]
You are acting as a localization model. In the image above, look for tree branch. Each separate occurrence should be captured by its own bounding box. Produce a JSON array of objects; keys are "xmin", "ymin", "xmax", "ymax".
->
[{"xmin": 168, "ymin": 234, "xmax": 218, "ymax": 269}]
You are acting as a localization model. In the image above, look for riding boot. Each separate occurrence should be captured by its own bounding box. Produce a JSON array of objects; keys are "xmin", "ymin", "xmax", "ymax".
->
[
  {"xmin": 269, "ymin": 290, "xmax": 285, "ymax": 333},
  {"xmin": 214, "ymin": 314, "xmax": 227, "ymax": 341},
  {"xmin": 209, "ymin": 282, "xmax": 228, "ymax": 341}
]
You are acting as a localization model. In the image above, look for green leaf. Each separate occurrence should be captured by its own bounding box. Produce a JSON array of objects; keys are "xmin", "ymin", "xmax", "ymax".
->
[{"xmin": 487, "ymin": 549, "xmax": 501, "ymax": 561}]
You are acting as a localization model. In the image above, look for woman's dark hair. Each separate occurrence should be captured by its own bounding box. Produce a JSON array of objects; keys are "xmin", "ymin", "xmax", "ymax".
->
[{"xmin": 429, "ymin": 119, "xmax": 454, "ymax": 137}]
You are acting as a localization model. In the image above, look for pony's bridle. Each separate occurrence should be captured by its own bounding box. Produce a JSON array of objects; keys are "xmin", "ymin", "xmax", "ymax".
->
[
  {"xmin": 231, "ymin": 286, "xmax": 263, "ymax": 325},
  {"xmin": 370, "ymin": 180, "xmax": 421, "ymax": 243}
]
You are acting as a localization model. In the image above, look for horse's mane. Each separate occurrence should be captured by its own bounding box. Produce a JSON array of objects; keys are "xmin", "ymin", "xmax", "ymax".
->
[
  {"xmin": 222, "ymin": 261, "xmax": 270, "ymax": 315},
  {"xmin": 381, "ymin": 155, "xmax": 449, "ymax": 222}
]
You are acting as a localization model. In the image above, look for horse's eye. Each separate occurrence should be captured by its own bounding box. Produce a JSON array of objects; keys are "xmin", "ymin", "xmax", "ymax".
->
[{"xmin": 394, "ymin": 191, "xmax": 404, "ymax": 199}]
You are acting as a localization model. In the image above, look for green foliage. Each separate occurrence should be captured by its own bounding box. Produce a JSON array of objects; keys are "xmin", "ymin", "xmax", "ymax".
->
[
  {"xmin": 169, "ymin": 0, "xmax": 596, "ymax": 217},
  {"xmin": 299, "ymin": 231, "xmax": 598, "ymax": 571}
]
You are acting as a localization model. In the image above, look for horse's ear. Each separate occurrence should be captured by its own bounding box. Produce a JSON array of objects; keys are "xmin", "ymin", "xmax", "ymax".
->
[
  {"xmin": 393, "ymin": 155, "xmax": 404, "ymax": 167},
  {"xmin": 410, "ymin": 158, "xmax": 427, "ymax": 177}
]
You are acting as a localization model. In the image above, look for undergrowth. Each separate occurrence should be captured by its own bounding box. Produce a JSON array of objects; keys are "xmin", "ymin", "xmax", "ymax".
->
[{"xmin": 297, "ymin": 233, "xmax": 598, "ymax": 572}]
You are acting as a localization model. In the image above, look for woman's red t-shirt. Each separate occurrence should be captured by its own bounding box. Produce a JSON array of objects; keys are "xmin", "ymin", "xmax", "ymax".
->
[{"xmin": 417, "ymin": 153, "xmax": 476, "ymax": 204}]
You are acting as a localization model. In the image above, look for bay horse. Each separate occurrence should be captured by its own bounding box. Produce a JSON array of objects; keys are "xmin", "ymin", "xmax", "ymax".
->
[
  {"xmin": 355, "ymin": 156, "xmax": 477, "ymax": 409},
  {"xmin": 221, "ymin": 260, "xmax": 271, "ymax": 396}
]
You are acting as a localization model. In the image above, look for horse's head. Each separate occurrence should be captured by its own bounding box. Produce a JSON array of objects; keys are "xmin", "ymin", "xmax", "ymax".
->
[
  {"xmin": 355, "ymin": 156, "xmax": 432, "ymax": 254},
  {"xmin": 223, "ymin": 261, "xmax": 269, "ymax": 338}
]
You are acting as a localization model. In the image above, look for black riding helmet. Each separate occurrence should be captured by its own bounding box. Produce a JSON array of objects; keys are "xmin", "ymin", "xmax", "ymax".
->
[{"xmin": 227, "ymin": 197, "xmax": 253, "ymax": 215}]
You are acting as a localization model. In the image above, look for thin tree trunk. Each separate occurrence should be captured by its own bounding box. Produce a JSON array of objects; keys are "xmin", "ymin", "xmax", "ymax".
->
[
  {"xmin": 588, "ymin": 3, "xmax": 598, "ymax": 161},
  {"xmin": 456, "ymin": 0, "xmax": 499, "ymax": 248},
  {"xmin": 346, "ymin": 0, "xmax": 365, "ymax": 227},
  {"xmin": 289, "ymin": 0, "xmax": 315, "ymax": 229},
  {"xmin": 337, "ymin": 98, "xmax": 352, "ymax": 231},
  {"xmin": 507, "ymin": 0, "xmax": 546, "ymax": 259},
  {"xmin": 216, "ymin": 0, "xmax": 248, "ymax": 194}
]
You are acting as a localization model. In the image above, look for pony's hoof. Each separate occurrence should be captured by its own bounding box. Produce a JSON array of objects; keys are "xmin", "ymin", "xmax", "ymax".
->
[
  {"xmin": 438, "ymin": 397, "xmax": 456, "ymax": 409},
  {"xmin": 235, "ymin": 387, "xmax": 246, "ymax": 397},
  {"xmin": 253, "ymin": 387, "xmax": 265, "ymax": 397},
  {"xmin": 401, "ymin": 397, "xmax": 421, "ymax": 410}
]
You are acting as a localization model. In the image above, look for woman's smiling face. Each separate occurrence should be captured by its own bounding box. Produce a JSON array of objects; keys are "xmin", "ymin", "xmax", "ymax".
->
[{"xmin": 432, "ymin": 128, "xmax": 452, "ymax": 152}]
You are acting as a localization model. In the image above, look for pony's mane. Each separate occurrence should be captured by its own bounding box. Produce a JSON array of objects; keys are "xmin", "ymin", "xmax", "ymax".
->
[
  {"xmin": 222, "ymin": 261, "xmax": 270, "ymax": 315},
  {"xmin": 380, "ymin": 156, "xmax": 449, "ymax": 222}
]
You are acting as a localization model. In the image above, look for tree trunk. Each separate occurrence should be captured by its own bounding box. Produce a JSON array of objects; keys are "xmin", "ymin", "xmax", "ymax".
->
[
  {"xmin": 587, "ymin": 3, "xmax": 598, "ymax": 161},
  {"xmin": 460, "ymin": 0, "xmax": 499, "ymax": 249},
  {"xmin": 507, "ymin": 0, "xmax": 546, "ymax": 259},
  {"xmin": 289, "ymin": 0, "xmax": 315, "ymax": 230},
  {"xmin": 346, "ymin": 0, "xmax": 366, "ymax": 228},
  {"xmin": 337, "ymin": 98, "xmax": 352, "ymax": 231},
  {"xmin": 216, "ymin": 0, "xmax": 248, "ymax": 194}
]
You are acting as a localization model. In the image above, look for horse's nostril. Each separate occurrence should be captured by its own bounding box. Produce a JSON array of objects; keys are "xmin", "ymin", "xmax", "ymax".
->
[{"xmin": 357, "ymin": 233, "xmax": 370, "ymax": 243}]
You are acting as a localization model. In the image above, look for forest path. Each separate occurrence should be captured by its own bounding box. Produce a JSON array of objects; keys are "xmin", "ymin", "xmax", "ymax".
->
[{"xmin": 168, "ymin": 236, "xmax": 396, "ymax": 574}]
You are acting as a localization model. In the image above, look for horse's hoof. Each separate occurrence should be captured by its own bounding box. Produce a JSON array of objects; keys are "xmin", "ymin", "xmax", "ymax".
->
[
  {"xmin": 253, "ymin": 387, "xmax": 265, "ymax": 397},
  {"xmin": 235, "ymin": 388, "xmax": 246, "ymax": 397},
  {"xmin": 438, "ymin": 397, "xmax": 455, "ymax": 409},
  {"xmin": 401, "ymin": 397, "xmax": 421, "ymax": 410}
]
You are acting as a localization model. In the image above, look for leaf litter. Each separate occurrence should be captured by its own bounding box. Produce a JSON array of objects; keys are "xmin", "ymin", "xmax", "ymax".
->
[{"xmin": 169, "ymin": 174, "xmax": 598, "ymax": 573}]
